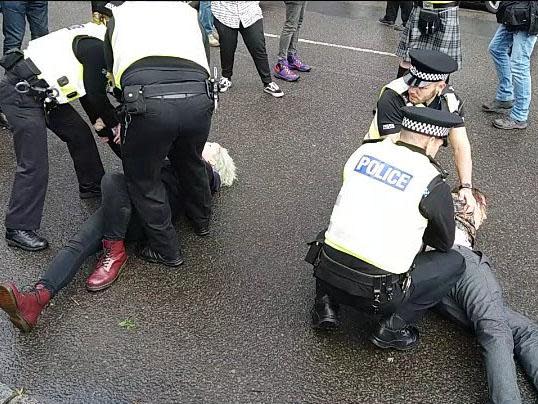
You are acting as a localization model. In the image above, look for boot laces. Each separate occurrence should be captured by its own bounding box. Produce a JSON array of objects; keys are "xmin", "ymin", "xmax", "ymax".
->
[{"xmin": 98, "ymin": 248, "xmax": 113, "ymax": 272}]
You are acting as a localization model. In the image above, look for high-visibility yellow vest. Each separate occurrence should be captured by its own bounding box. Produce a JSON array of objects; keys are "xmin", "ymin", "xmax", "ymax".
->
[
  {"xmin": 325, "ymin": 139, "xmax": 441, "ymax": 274},
  {"xmin": 111, "ymin": 1, "xmax": 209, "ymax": 88},
  {"xmin": 23, "ymin": 22, "xmax": 106, "ymax": 104}
]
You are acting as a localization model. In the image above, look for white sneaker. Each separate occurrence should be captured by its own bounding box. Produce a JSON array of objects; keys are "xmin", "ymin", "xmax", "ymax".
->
[
  {"xmin": 208, "ymin": 33, "xmax": 219, "ymax": 47},
  {"xmin": 219, "ymin": 77, "xmax": 232, "ymax": 92},
  {"xmin": 263, "ymin": 82, "xmax": 284, "ymax": 98}
]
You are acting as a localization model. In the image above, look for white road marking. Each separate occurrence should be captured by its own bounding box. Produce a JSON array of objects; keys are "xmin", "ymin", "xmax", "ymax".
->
[{"xmin": 264, "ymin": 33, "xmax": 397, "ymax": 57}]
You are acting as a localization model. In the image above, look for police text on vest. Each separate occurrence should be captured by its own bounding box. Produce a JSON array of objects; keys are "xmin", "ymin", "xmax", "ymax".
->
[{"xmin": 354, "ymin": 155, "xmax": 413, "ymax": 191}]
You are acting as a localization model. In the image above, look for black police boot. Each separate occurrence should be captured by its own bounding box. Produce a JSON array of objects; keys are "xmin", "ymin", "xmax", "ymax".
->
[
  {"xmin": 192, "ymin": 222, "xmax": 210, "ymax": 237},
  {"xmin": 5, "ymin": 229, "xmax": 49, "ymax": 252},
  {"xmin": 139, "ymin": 246, "xmax": 184, "ymax": 267},
  {"xmin": 369, "ymin": 313, "xmax": 419, "ymax": 351},
  {"xmin": 311, "ymin": 294, "xmax": 340, "ymax": 331}
]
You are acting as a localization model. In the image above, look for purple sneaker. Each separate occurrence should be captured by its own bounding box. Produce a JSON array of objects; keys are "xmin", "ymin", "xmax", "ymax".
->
[
  {"xmin": 273, "ymin": 59, "xmax": 299, "ymax": 82},
  {"xmin": 287, "ymin": 53, "xmax": 311, "ymax": 72}
]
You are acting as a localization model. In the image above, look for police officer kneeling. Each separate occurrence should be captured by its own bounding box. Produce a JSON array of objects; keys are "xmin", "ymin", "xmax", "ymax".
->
[
  {"xmin": 307, "ymin": 106, "xmax": 466, "ymax": 350},
  {"xmin": 104, "ymin": 1, "xmax": 215, "ymax": 266}
]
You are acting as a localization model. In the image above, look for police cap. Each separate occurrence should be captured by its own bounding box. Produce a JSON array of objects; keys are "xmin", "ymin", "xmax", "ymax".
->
[
  {"xmin": 403, "ymin": 49, "xmax": 458, "ymax": 88},
  {"xmin": 401, "ymin": 106, "xmax": 463, "ymax": 139}
]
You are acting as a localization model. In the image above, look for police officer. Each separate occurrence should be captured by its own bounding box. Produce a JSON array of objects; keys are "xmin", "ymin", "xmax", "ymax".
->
[
  {"xmin": 307, "ymin": 107, "xmax": 466, "ymax": 350},
  {"xmin": 367, "ymin": 49, "xmax": 476, "ymax": 212},
  {"xmin": 104, "ymin": 1, "xmax": 215, "ymax": 266},
  {"xmin": 0, "ymin": 20, "xmax": 119, "ymax": 251}
]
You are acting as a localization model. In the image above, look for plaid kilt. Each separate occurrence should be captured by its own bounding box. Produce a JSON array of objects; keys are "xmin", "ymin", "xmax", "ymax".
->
[{"xmin": 396, "ymin": 6, "xmax": 462, "ymax": 70}]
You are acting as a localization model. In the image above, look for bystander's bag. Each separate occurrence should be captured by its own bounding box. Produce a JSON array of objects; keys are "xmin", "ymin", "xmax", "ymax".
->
[{"xmin": 497, "ymin": 1, "xmax": 532, "ymax": 32}]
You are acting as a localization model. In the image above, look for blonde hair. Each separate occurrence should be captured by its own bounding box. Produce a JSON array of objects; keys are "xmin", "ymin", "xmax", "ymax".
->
[{"xmin": 211, "ymin": 144, "xmax": 237, "ymax": 187}]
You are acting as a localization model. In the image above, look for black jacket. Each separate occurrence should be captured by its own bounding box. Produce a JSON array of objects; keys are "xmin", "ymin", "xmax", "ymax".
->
[{"xmin": 497, "ymin": 1, "xmax": 538, "ymax": 34}]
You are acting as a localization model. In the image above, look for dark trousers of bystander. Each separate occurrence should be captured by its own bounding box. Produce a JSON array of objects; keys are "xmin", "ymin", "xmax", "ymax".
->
[
  {"xmin": 213, "ymin": 17, "xmax": 272, "ymax": 85},
  {"xmin": 382, "ymin": 1, "xmax": 413, "ymax": 25},
  {"xmin": 1, "ymin": 0, "xmax": 48, "ymax": 54}
]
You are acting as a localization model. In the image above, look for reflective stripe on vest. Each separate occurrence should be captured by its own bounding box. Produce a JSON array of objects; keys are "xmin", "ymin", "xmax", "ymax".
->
[
  {"xmin": 23, "ymin": 22, "xmax": 106, "ymax": 104},
  {"xmin": 111, "ymin": 1, "xmax": 210, "ymax": 89},
  {"xmin": 366, "ymin": 78, "xmax": 459, "ymax": 140},
  {"xmin": 325, "ymin": 139, "xmax": 441, "ymax": 274}
]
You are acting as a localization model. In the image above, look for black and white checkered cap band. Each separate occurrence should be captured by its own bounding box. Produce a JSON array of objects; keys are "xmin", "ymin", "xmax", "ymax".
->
[
  {"xmin": 410, "ymin": 65, "xmax": 449, "ymax": 82},
  {"xmin": 402, "ymin": 117, "xmax": 450, "ymax": 138}
]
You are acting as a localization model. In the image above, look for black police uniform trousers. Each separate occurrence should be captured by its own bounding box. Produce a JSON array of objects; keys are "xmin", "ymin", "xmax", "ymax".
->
[
  {"xmin": 121, "ymin": 93, "xmax": 213, "ymax": 261},
  {"xmin": 315, "ymin": 245, "xmax": 466, "ymax": 324},
  {"xmin": 0, "ymin": 76, "xmax": 105, "ymax": 231}
]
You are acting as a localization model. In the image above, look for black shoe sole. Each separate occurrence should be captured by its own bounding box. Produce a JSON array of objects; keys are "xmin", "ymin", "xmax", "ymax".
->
[
  {"xmin": 0, "ymin": 285, "xmax": 32, "ymax": 332},
  {"xmin": 140, "ymin": 254, "xmax": 184, "ymax": 268},
  {"xmin": 6, "ymin": 238, "xmax": 48, "ymax": 252},
  {"xmin": 312, "ymin": 318, "xmax": 340, "ymax": 331},
  {"xmin": 482, "ymin": 107, "xmax": 512, "ymax": 114},
  {"xmin": 378, "ymin": 20, "xmax": 395, "ymax": 26},
  {"xmin": 369, "ymin": 334, "xmax": 418, "ymax": 351}
]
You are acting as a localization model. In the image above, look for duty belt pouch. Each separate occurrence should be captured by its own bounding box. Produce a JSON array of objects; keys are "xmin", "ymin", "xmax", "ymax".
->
[
  {"xmin": 418, "ymin": 8, "xmax": 442, "ymax": 35},
  {"xmin": 305, "ymin": 230, "xmax": 326, "ymax": 266},
  {"xmin": 123, "ymin": 85, "xmax": 146, "ymax": 115}
]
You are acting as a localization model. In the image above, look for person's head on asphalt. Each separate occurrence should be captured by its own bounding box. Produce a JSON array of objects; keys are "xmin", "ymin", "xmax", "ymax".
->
[
  {"xmin": 399, "ymin": 106, "xmax": 463, "ymax": 157},
  {"xmin": 404, "ymin": 49, "xmax": 458, "ymax": 105},
  {"xmin": 202, "ymin": 142, "xmax": 237, "ymax": 187}
]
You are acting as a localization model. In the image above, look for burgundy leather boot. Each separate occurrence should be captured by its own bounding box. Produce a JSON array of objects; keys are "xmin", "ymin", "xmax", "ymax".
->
[
  {"xmin": 86, "ymin": 239, "xmax": 128, "ymax": 292},
  {"xmin": 0, "ymin": 282, "xmax": 52, "ymax": 332}
]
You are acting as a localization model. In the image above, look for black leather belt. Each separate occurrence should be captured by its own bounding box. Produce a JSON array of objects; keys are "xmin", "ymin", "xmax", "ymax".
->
[
  {"xmin": 143, "ymin": 81, "xmax": 209, "ymax": 98},
  {"xmin": 320, "ymin": 249, "xmax": 408, "ymax": 287},
  {"xmin": 415, "ymin": 1, "xmax": 458, "ymax": 9}
]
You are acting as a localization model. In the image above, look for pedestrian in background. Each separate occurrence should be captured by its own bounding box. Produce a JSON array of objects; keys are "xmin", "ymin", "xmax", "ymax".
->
[
  {"xmin": 212, "ymin": 1, "xmax": 284, "ymax": 97},
  {"xmin": 0, "ymin": 1, "xmax": 48, "ymax": 54},
  {"xmin": 482, "ymin": 1, "xmax": 538, "ymax": 130},
  {"xmin": 379, "ymin": 1, "xmax": 413, "ymax": 31},
  {"xmin": 273, "ymin": 1, "xmax": 311, "ymax": 82},
  {"xmin": 199, "ymin": 1, "xmax": 220, "ymax": 47},
  {"xmin": 0, "ymin": 1, "xmax": 49, "ymax": 126},
  {"xmin": 395, "ymin": 1, "xmax": 461, "ymax": 78}
]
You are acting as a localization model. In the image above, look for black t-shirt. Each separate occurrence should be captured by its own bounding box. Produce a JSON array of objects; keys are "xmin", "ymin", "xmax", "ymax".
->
[{"xmin": 376, "ymin": 87, "xmax": 465, "ymax": 136}]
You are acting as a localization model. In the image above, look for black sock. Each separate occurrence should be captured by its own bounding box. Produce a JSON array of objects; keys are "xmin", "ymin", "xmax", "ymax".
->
[{"xmin": 397, "ymin": 65, "xmax": 408, "ymax": 78}]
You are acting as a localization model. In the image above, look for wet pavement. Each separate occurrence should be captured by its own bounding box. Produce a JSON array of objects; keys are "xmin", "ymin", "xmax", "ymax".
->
[{"xmin": 0, "ymin": 1, "xmax": 537, "ymax": 403}]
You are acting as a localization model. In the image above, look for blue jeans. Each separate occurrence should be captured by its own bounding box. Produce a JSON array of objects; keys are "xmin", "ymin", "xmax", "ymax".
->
[
  {"xmin": 199, "ymin": 1, "xmax": 214, "ymax": 35},
  {"xmin": 488, "ymin": 25, "xmax": 537, "ymax": 122},
  {"xmin": 1, "ymin": 1, "xmax": 48, "ymax": 54},
  {"xmin": 437, "ymin": 246, "xmax": 538, "ymax": 404}
]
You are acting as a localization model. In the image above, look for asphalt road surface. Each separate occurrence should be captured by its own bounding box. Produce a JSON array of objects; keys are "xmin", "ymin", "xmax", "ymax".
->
[{"xmin": 0, "ymin": 2, "xmax": 537, "ymax": 403}]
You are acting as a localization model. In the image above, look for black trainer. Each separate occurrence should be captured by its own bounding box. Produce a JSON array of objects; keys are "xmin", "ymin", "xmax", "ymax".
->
[
  {"xmin": 139, "ymin": 246, "xmax": 184, "ymax": 267},
  {"xmin": 5, "ymin": 229, "xmax": 49, "ymax": 252}
]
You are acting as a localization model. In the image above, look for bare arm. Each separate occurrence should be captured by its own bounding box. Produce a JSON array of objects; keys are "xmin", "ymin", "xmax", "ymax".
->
[{"xmin": 449, "ymin": 126, "xmax": 476, "ymax": 212}]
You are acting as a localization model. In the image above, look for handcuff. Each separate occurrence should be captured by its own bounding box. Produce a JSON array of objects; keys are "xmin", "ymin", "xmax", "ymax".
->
[{"xmin": 15, "ymin": 80, "xmax": 59, "ymax": 105}]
